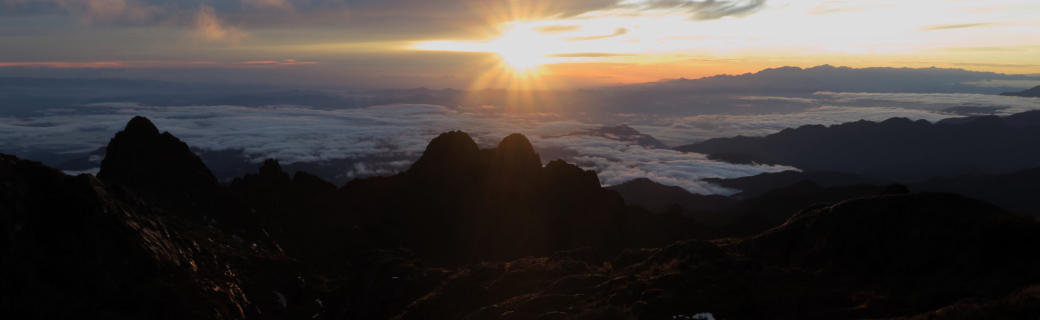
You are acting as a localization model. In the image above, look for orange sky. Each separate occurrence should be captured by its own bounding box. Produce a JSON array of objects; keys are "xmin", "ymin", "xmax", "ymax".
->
[{"xmin": 2, "ymin": 0, "xmax": 1039, "ymax": 88}]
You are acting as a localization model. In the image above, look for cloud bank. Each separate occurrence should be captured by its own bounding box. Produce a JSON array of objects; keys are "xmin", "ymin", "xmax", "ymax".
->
[
  {"xmin": 5, "ymin": 91, "xmax": 1036, "ymax": 194},
  {"xmin": 0, "ymin": 103, "xmax": 790, "ymax": 194}
]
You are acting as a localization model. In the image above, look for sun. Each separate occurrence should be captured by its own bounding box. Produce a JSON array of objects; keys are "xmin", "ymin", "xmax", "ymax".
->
[{"xmin": 486, "ymin": 27, "xmax": 553, "ymax": 71}]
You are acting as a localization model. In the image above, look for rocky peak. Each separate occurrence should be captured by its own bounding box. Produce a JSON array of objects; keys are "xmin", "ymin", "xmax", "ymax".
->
[
  {"xmin": 491, "ymin": 133, "xmax": 542, "ymax": 176},
  {"xmin": 408, "ymin": 131, "xmax": 480, "ymax": 177},
  {"xmin": 257, "ymin": 159, "xmax": 291, "ymax": 184},
  {"xmin": 97, "ymin": 116, "xmax": 221, "ymax": 213},
  {"xmin": 123, "ymin": 115, "xmax": 160, "ymax": 136},
  {"xmin": 542, "ymin": 159, "xmax": 600, "ymax": 190}
]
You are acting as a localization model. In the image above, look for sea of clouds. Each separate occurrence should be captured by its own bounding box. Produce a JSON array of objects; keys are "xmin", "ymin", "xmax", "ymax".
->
[{"xmin": 1, "ymin": 92, "xmax": 1037, "ymax": 194}]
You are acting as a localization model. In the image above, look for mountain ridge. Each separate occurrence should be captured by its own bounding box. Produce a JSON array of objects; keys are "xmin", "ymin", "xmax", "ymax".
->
[{"xmin": 677, "ymin": 110, "xmax": 1040, "ymax": 180}]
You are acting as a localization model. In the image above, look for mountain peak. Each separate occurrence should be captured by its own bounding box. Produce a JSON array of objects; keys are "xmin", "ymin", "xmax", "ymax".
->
[
  {"xmin": 408, "ymin": 131, "xmax": 480, "ymax": 175},
  {"xmin": 493, "ymin": 133, "xmax": 542, "ymax": 175},
  {"xmin": 123, "ymin": 116, "xmax": 160, "ymax": 136},
  {"xmin": 497, "ymin": 133, "xmax": 536, "ymax": 155},
  {"xmin": 98, "ymin": 116, "xmax": 220, "ymax": 212}
]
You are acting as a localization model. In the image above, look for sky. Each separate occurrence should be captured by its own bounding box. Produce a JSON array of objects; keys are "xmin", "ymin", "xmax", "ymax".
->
[{"xmin": 1, "ymin": 0, "xmax": 1039, "ymax": 88}]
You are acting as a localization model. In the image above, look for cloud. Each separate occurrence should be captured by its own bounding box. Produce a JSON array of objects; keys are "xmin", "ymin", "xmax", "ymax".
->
[
  {"xmin": 0, "ymin": 60, "xmax": 317, "ymax": 69},
  {"xmin": 192, "ymin": 5, "xmax": 245, "ymax": 44},
  {"xmin": 535, "ymin": 25, "xmax": 581, "ymax": 34},
  {"xmin": 920, "ymin": 22, "xmax": 995, "ymax": 31},
  {"xmin": 809, "ymin": 1, "xmax": 889, "ymax": 15},
  {"xmin": 813, "ymin": 92, "xmax": 1040, "ymax": 115},
  {"xmin": 1, "ymin": 0, "xmax": 157, "ymax": 22},
  {"xmin": 0, "ymin": 103, "xmax": 788, "ymax": 195},
  {"xmin": 547, "ymin": 52, "xmax": 634, "ymax": 58},
  {"xmin": 6, "ymin": 92, "xmax": 1034, "ymax": 194},
  {"xmin": 633, "ymin": 92, "xmax": 1040, "ymax": 146},
  {"xmin": 634, "ymin": 105, "xmax": 958, "ymax": 147},
  {"xmin": 242, "ymin": 0, "xmax": 292, "ymax": 10},
  {"xmin": 637, "ymin": 0, "xmax": 767, "ymax": 20},
  {"xmin": 566, "ymin": 27, "xmax": 628, "ymax": 41}
]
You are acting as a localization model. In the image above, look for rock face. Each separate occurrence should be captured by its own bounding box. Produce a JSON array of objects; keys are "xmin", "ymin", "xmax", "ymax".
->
[{"xmin": 0, "ymin": 154, "xmax": 308, "ymax": 319}]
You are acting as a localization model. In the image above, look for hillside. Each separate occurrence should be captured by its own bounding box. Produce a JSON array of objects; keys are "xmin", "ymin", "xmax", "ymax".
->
[{"xmin": 677, "ymin": 111, "xmax": 1040, "ymax": 180}]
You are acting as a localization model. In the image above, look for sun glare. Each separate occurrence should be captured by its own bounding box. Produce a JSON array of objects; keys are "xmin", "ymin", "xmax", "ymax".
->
[{"xmin": 487, "ymin": 27, "xmax": 553, "ymax": 71}]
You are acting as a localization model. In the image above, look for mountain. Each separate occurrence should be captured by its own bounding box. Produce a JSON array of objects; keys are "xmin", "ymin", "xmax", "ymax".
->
[
  {"xmin": 0, "ymin": 154, "xmax": 313, "ymax": 318},
  {"xmin": 702, "ymin": 170, "xmax": 889, "ymax": 199},
  {"xmin": 677, "ymin": 111, "xmax": 1040, "ymax": 180},
  {"xmin": 579, "ymin": 125, "xmax": 666, "ymax": 148},
  {"xmin": 398, "ymin": 193, "xmax": 1040, "ymax": 319},
  {"xmin": 3, "ymin": 116, "xmax": 1040, "ymax": 318},
  {"xmin": 619, "ymin": 65, "xmax": 1040, "ymax": 94},
  {"xmin": 315, "ymin": 131, "xmax": 696, "ymax": 265},
  {"xmin": 607, "ymin": 178, "xmax": 736, "ymax": 215},
  {"xmin": 1001, "ymin": 85, "xmax": 1040, "ymax": 97},
  {"xmin": 910, "ymin": 167, "xmax": 1040, "ymax": 216}
]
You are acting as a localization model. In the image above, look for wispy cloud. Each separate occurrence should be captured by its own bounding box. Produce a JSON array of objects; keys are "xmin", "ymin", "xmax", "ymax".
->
[
  {"xmin": 920, "ymin": 22, "xmax": 995, "ymax": 31},
  {"xmin": 2, "ymin": 0, "xmax": 157, "ymax": 22},
  {"xmin": 535, "ymin": 25, "xmax": 582, "ymax": 34},
  {"xmin": 809, "ymin": 1, "xmax": 890, "ymax": 15},
  {"xmin": 548, "ymin": 52, "xmax": 634, "ymax": 58},
  {"xmin": 567, "ymin": 28, "xmax": 629, "ymax": 41},
  {"xmin": 0, "ymin": 60, "xmax": 317, "ymax": 69},
  {"xmin": 242, "ymin": 0, "xmax": 293, "ymax": 11},
  {"xmin": 638, "ymin": 0, "xmax": 767, "ymax": 20},
  {"xmin": 191, "ymin": 4, "xmax": 245, "ymax": 44}
]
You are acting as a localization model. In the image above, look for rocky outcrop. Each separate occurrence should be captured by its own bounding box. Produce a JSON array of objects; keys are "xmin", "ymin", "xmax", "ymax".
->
[
  {"xmin": 323, "ymin": 131, "xmax": 691, "ymax": 265},
  {"xmin": 0, "ymin": 154, "xmax": 311, "ymax": 319},
  {"xmin": 97, "ymin": 116, "xmax": 230, "ymax": 219}
]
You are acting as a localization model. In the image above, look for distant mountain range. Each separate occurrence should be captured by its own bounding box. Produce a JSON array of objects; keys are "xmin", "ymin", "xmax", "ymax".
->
[
  {"xmin": 5, "ymin": 65, "xmax": 1038, "ymax": 117},
  {"xmin": 677, "ymin": 110, "xmax": 1040, "ymax": 180},
  {"xmin": 619, "ymin": 65, "xmax": 1040, "ymax": 94},
  {"xmin": 1002, "ymin": 85, "xmax": 1040, "ymax": 97}
]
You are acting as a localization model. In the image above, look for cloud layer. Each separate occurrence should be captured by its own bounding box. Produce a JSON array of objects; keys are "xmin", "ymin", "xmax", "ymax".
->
[
  {"xmin": 0, "ymin": 102, "xmax": 791, "ymax": 194},
  {"xmin": 635, "ymin": 92, "xmax": 1040, "ymax": 146},
  {"xmin": 4, "ymin": 91, "xmax": 1037, "ymax": 194}
]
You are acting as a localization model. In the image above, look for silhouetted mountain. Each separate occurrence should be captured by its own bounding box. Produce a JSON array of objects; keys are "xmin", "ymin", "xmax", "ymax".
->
[
  {"xmin": 607, "ymin": 177, "xmax": 908, "ymax": 238},
  {"xmin": 399, "ymin": 193, "xmax": 1040, "ymax": 319},
  {"xmin": 3, "ymin": 116, "xmax": 1040, "ymax": 319},
  {"xmin": 317, "ymin": 131, "xmax": 696, "ymax": 265},
  {"xmin": 0, "ymin": 154, "xmax": 316, "ymax": 319},
  {"xmin": 1001, "ymin": 85, "xmax": 1040, "ymax": 97},
  {"xmin": 97, "ymin": 116, "xmax": 239, "ymax": 222},
  {"xmin": 715, "ymin": 181, "xmax": 909, "ymax": 237},
  {"xmin": 703, "ymin": 170, "xmax": 890, "ymax": 199},
  {"xmin": 607, "ymin": 178, "xmax": 737, "ymax": 215},
  {"xmin": 579, "ymin": 125, "xmax": 666, "ymax": 148},
  {"xmin": 620, "ymin": 65, "xmax": 1039, "ymax": 94},
  {"xmin": 911, "ymin": 167, "xmax": 1040, "ymax": 216},
  {"xmin": 678, "ymin": 111, "xmax": 1040, "ymax": 180}
]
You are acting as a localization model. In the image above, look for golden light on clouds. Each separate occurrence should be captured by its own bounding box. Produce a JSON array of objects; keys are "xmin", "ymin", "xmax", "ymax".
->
[{"xmin": 408, "ymin": 0, "xmax": 1040, "ymax": 88}]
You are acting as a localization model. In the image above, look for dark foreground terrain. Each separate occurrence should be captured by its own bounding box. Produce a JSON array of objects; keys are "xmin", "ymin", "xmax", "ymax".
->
[{"xmin": 2, "ymin": 116, "xmax": 1039, "ymax": 319}]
